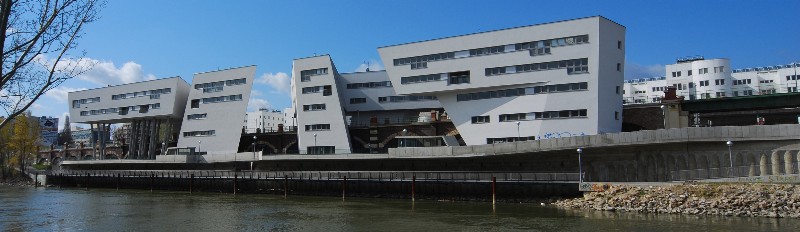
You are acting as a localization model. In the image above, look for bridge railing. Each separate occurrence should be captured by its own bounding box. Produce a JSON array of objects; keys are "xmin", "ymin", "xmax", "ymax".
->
[
  {"xmin": 50, "ymin": 170, "xmax": 580, "ymax": 183},
  {"xmin": 669, "ymin": 164, "xmax": 798, "ymax": 181}
]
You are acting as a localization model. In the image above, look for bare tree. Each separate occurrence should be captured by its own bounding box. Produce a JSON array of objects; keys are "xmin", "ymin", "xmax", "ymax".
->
[{"xmin": 0, "ymin": 0, "xmax": 104, "ymax": 130}]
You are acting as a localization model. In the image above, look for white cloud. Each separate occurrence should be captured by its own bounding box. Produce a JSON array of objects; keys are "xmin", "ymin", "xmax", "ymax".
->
[
  {"xmin": 625, "ymin": 62, "xmax": 665, "ymax": 80},
  {"xmin": 248, "ymin": 98, "xmax": 271, "ymax": 112},
  {"xmin": 250, "ymin": 89, "xmax": 263, "ymax": 97},
  {"xmin": 354, "ymin": 59, "xmax": 384, "ymax": 72},
  {"xmin": 45, "ymin": 86, "xmax": 87, "ymax": 103},
  {"xmin": 36, "ymin": 55, "xmax": 157, "ymax": 86},
  {"xmin": 255, "ymin": 72, "xmax": 291, "ymax": 95}
]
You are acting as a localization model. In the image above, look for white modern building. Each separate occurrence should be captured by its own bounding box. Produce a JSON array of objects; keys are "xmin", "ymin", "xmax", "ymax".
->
[
  {"xmin": 177, "ymin": 66, "xmax": 255, "ymax": 155},
  {"xmin": 292, "ymin": 55, "xmax": 446, "ymax": 154},
  {"xmin": 623, "ymin": 57, "xmax": 800, "ymax": 104},
  {"xmin": 67, "ymin": 77, "xmax": 191, "ymax": 159},
  {"xmin": 244, "ymin": 108, "xmax": 285, "ymax": 133},
  {"xmin": 378, "ymin": 16, "xmax": 626, "ymax": 145}
]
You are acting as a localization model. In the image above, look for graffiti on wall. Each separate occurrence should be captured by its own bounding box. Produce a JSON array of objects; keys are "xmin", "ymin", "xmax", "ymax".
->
[{"xmin": 540, "ymin": 131, "xmax": 585, "ymax": 139}]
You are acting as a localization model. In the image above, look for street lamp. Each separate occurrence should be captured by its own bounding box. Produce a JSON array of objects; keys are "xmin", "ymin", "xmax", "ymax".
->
[
  {"xmin": 313, "ymin": 133, "xmax": 317, "ymax": 154},
  {"xmin": 577, "ymin": 147, "xmax": 584, "ymax": 183},
  {"xmin": 516, "ymin": 121, "xmax": 521, "ymax": 142},
  {"xmin": 162, "ymin": 142, "xmax": 166, "ymax": 155},
  {"xmin": 401, "ymin": 129, "xmax": 407, "ymax": 147},
  {"xmin": 197, "ymin": 140, "xmax": 201, "ymax": 154},
  {"xmin": 660, "ymin": 105, "xmax": 667, "ymax": 129},
  {"xmin": 252, "ymin": 135, "xmax": 257, "ymax": 159},
  {"xmin": 726, "ymin": 141, "xmax": 734, "ymax": 177}
]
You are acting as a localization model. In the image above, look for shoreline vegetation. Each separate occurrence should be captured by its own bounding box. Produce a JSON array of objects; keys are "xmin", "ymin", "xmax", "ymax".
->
[{"xmin": 554, "ymin": 183, "xmax": 800, "ymax": 218}]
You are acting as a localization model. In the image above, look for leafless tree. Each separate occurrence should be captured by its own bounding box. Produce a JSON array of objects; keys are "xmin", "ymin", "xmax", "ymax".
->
[{"xmin": 0, "ymin": 0, "xmax": 104, "ymax": 130}]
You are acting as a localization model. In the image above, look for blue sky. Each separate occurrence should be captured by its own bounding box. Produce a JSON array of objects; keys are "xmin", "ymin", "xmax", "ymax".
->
[{"xmin": 27, "ymin": 0, "xmax": 800, "ymax": 129}]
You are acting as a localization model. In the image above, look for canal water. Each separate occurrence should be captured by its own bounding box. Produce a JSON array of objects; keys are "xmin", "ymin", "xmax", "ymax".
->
[{"xmin": 1, "ymin": 186, "xmax": 798, "ymax": 231}]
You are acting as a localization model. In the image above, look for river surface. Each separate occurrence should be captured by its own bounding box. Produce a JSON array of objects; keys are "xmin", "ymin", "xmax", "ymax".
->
[{"xmin": 1, "ymin": 186, "xmax": 799, "ymax": 231}]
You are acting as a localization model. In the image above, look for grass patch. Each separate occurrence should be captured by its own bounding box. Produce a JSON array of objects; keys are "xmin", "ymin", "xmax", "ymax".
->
[{"xmin": 31, "ymin": 164, "xmax": 50, "ymax": 170}]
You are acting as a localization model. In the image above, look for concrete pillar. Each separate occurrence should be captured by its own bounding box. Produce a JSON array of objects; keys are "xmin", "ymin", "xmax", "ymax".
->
[
  {"xmin": 636, "ymin": 155, "xmax": 647, "ymax": 182},
  {"xmin": 785, "ymin": 150, "xmax": 795, "ymax": 175},
  {"xmin": 675, "ymin": 153, "xmax": 688, "ymax": 181},
  {"xmin": 646, "ymin": 154, "xmax": 657, "ymax": 182},
  {"xmin": 695, "ymin": 154, "xmax": 707, "ymax": 179},
  {"xmin": 665, "ymin": 154, "xmax": 676, "ymax": 181},
  {"xmin": 760, "ymin": 153, "xmax": 770, "ymax": 176},
  {"xmin": 687, "ymin": 153, "xmax": 697, "ymax": 180},
  {"xmin": 772, "ymin": 150, "xmax": 783, "ymax": 175},
  {"xmin": 747, "ymin": 153, "xmax": 757, "ymax": 177},
  {"xmin": 707, "ymin": 152, "xmax": 720, "ymax": 178}
]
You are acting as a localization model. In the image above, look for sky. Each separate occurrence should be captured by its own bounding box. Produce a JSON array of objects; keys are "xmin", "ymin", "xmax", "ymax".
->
[{"xmin": 22, "ymin": 0, "xmax": 800, "ymax": 130}]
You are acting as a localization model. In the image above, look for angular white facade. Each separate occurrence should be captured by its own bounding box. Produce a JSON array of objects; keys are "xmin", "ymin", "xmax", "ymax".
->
[
  {"xmin": 623, "ymin": 58, "xmax": 799, "ymax": 104},
  {"xmin": 378, "ymin": 16, "xmax": 625, "ymax": 144},
  {"xmin": 177, "ymin": 66, "xmax": 256, "ymax": 155}
]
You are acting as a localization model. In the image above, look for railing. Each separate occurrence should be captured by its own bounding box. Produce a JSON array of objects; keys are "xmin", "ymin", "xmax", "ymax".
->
[
  {"xmin": 51, "ymin": 170, "xmax": 580, "ymax": 183},
  {"xmin": 669, "ymin": 164, "xmax": 799, "ymax": 181},
  {"xmin": 348, "ymin": 116, "xmax": 439, "ymax": 128},
  {"xmin": 243, "ymin": 126, "xmax": 297, "ymax": 134}
]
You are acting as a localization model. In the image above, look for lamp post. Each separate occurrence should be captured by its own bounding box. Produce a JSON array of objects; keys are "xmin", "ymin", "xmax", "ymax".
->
[
  {"xmin": 313, "ymin": 133, "xmax": 317, "ymax": 154},
  {"xmin": 252, "ymin": 135, "xmax": 257, "ymax": 159},
  {"xmin": 577, "ymin": 147, "xmax": 584, "ymax": 183},
  {"xmin": 162, "ymin": 142, "xmax": 166, "ymax": 155},
  {"xmin": 64, "ymin": 142, "xmax": 68, "ymax": 160},
  {"xmin": 516, "ymin": 121, "xmax": 521, "ymax": 142},
  {"xmin": 726, "ymin": 141, "xmax": 734, "ymax": 177},
  {"xmin": 661, "ymin": 105, "xmax": 667, "ymax": 129},
  {"xmin": 401, "ymin": 129, "xmax": 407, "ymax": 147},
  {"xmin": 197, "ymin": 140, "xmax": 201, "ymax": 154}
]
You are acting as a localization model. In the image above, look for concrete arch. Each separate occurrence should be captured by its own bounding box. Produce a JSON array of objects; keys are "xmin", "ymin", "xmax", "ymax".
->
[
  {"xmin": 686, "ymin": 152, "xmax": 697, "ymax": 180},
  {"xmin": 746, "ymin": 152, "xmax": 758, "ymax": 176},
  {"xmin": 655, "ymin": 152, "xmax": 666, "ymax": 181},
  {"xmin": 664, "ymin": 153, "xmax": 676, "ymax": 181},
  {"xmin": 695, "ymin": 153, "xmax": 709, "ymax": 179},
  {"xmin": 708, "ymin": 152, "xmax": 722, "ymax": 178},
  {"xmin": 675, "ymin": 153, "xmax": 688, "ymax": 180},
  {"xmin": 646, "ymin": 153, "xmax": 657, "ymax": 182},
  {"xmin": 607, "ymin": 164, "xmax": 616, "ymax": 182},
  {"xmin": 636, "ymin": 152, "xmax": 648, "ymax": 182},
  {"xmin": 626, "ymin": 162, "xmax": 636, "ymax": 182}
]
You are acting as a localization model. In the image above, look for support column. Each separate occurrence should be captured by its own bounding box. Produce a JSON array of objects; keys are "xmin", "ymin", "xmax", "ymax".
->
[
  {"xmin": 785, "ymin": 150, "xmax": 795, "ymax": 175},
  {"xmin": 760, "ymin": 153, "xmax": 770, "ymax": 176},
  {"xmin": 772, "ymin": 150, "xmax": 783, "ymax": 175},
  {"xmin": 90, "ymin": 123, "xmax": 96, "ymax": 159},
  {"xmin": 747, "ymin": 153, "xmax": 757, "ymax": 177}
]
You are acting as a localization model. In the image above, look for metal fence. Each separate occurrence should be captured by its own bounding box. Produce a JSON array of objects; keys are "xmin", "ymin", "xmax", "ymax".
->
[
  {"xmin": 51, "ymin": 170, "xmax": 580, "ymax": 183},
  {"xmin": 669, "ymin": 164, "xmax": 799, "ymax": 181}
]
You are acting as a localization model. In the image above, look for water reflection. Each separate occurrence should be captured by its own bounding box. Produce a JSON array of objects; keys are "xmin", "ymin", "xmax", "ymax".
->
[{"xmin": 0, "ymin": 186, "xmax": 797, "ymax": 231}]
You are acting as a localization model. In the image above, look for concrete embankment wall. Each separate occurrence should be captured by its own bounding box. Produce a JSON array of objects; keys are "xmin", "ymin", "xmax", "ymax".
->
[{"xmin": 46, "ymin": 171, "xmax": 579, "ymax": 200}]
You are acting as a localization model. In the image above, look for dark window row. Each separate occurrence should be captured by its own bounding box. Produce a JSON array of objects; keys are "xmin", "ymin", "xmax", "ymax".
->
[
  {"xmin": 515, "ymin": 35, "xmax": 589, "ymax": 56},
  {"xmin": 183, "ymin": 130, "xmax": 215, "ymax": 137},
  {"xmin": 187, "ymin": 113, "xmax": 207, "ymax": 120},
  {"xmin": 393, "ymin": 52, "xmax": 455, "ymax": 67},
  {"xmin": 401, "ymin": 73, "xmax": 443, "ymax": 84},
  {"xmin": 487, "ymin": 58, "xmax": 589, "ymax": 76},
  {"xmin": 486, "ymin": 136, "xmax": 535, "ymax": 144},
  {"xmin": 499, "ymin": 109, "xmax": 587, "ymax": 122},
  {"xmin": 300, "ymin": 68, "xmax": 328, "ymax": 82},
  {"xmin": 71, "ymin": 97, "xmax": 100, "ymax": 108},
  {"xmin": 471, "ymin": 115, "xmax": 490, "ymax": 124},
  {"xmin": 302, "ymin": 104, "xmax": 326, "ymax": 111},
  {"xmin": 80, "ymin": 103, "xmax": 160, "ymax": 116},
  {"xmin": 378, "ymin": 95, "xmax": 437, "ymax": 103},
  {"xmin": 469, "ymin": 45, "xmax": 505, "ymax": 56},
  {"xmin": 193, "ymin": 78, "xmax": 246, "ymax": 91},
  {"xmin": 349, "ymin": 98, "xmax": 367, "ymax": 104},
  {"xmin": 308, "ymin": 146, "xmax": 335, "ymax": 154},
  {"xmin": 200, "ymin": 94, "xmax": 243, "ymax": 104},
  {"xmin": 456, "ymin": 82, "xmax": 588, "ymax": 102},
  {"xmin": 111, "ymin": 88, "xmax": 171, "ymax": 100},
  {"xmin": 301, "ymin": 85, "xmax": 332, "ymax": 95},
  {"xmin": 305, "ymin": 124, "xmax": 330, "ymax": 131},
  {"xmin": 346, "ymin": 81, "xmax": 391, "ymax": 89}
]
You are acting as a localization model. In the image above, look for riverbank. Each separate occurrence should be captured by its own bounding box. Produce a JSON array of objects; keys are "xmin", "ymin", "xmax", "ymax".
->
[
  {"xmin": 554, "ymin": 183, "xmax": 800, "ymax": 218},
  {"xmin": 0, "ymin": 175, "xmax": 33, "ymax": 187}
]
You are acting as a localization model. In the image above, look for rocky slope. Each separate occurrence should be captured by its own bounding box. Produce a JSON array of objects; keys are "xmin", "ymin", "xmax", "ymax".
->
[{"xmin": 554, "ymin": 183, "xmax": 800, "ymax": 218}]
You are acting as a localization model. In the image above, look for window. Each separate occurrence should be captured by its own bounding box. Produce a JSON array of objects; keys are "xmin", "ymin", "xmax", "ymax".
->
[
  {"xmin": 715, "ymin": 79, "xmax": 725, "ymax": 85},
  {"xmin": 488, "ymin": 58, "xmax": 589, "ymax": 76},
  {"xmin": 617, "ymin": 63, "xmax": 621, "ymax": 72},
  {"xmin": 346, "ymin": 81, "xmax": 392, "ymax": 89},
  {"xmin": 305, "ymin": 124, "xmax": 330, "ymax": 131},
  {"xmin": 616, "ymin": 86, "xmax": 620, "ymax": 94},
  {"xmin": 456, "ymin": 82, "xmax": 587, "ymax": 102},
  {"xmin": 401, "ymin": 73, "xmax": 443, "ymax": 84},
  {"xmin": 672, "ymin": 71, "xmax": 681, "ymax": 77},
  {"xmin": 499, "ymin": 113, "xmax": 526, "ymax": 122},
  {"xmin": 187, "ymin": 113, "xmax": 207, "ymax": 120},
  {"xmin": 615, "ymin": 111, "xmax": 619, "ymax": 120},
  {"xmin": 617, "ymin": 41, "xmax": 622, "ymax": 49},
  {"xmin": 471, "ymin": 116, "xmax": 490, "ymax": 124},
  {"xmin": 191, "ymin": 99, "xmax": 200, "ymax": 108},
  {"xmin": 699, "ymin": 68, "xmax": 708, "ymax": 74},
  {"xmin": 787, "ymin": 75, "xmax": 799, "ymax": 81},
  {"xmin": 378, "ymin": 97, "xmax": 387, "ymax": 102},
  {"xmin": 183, "ymin": 130, "xmax": 215, "ymax": 137},
  {"xmin": 487, "ymin": 137, "xmax": 535, "ymax": 144},
  {"xmin": 743, "ymin": 90, "xmax": 753, "ymax": 96},
  {"xmin": 308, "ymin": 146, "xmax": 335, "ymax": 155},
  {"xmin": 699, "ymin": 80, "xmax": 709, "ymax": 87},
  {"xmin": 201, "ymin": 94, "xmax": 243, "ymax": 104},
  {"xmin": 448, "ymin": 71, "xmax": 470, "ymax": 85},
  {"xmin": 300, "ymin": 68, "xmax": 328, "ymax": 82},
  {"xmin": 687, "ymin": 70, "xmax": 692, "ymax": 76},
  {"xmin": 118, "ymin": 107, "xmax": 128, "ymax": 115},
  {"xmin": 383, "ymin": 95, "xmax": 437, "ymax": 103},
  {"xmin": 349, "ymin": 98, "xmax": 366, "ymax": 104},
  {"xmin": 139, "ymin": 105, "xmax": 149, "ymax": 113},
  {"xmin": 302, "ymin": 104, "xmax": 326, "ymax": 111},
  {"xmin": 716, "ymin": 92, "xmax": 726, "ymax": 97},
  {"xmin": 469, "ymin": 45, "xmax": 505, "ymax": 57}
]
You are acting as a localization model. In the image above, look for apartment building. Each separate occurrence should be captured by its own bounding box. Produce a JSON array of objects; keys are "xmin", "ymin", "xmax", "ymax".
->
[
  {"xmin": 623, "ymin": 57, "xmax": 799, "ymax": 104},
  {"xmin": 177, "ymin": 66, "xmax": 256, "ymax": 155},
  {"xmin": 67, "ymin": 77, "xmax": 191, "ymax": 159},
  {"xmin": 378, "ymin": 16, "xmax": 626, "ymax": 145},
  {"xmin": 244, "ymin": 108, "xmax": 285, "ymax": 133}
]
